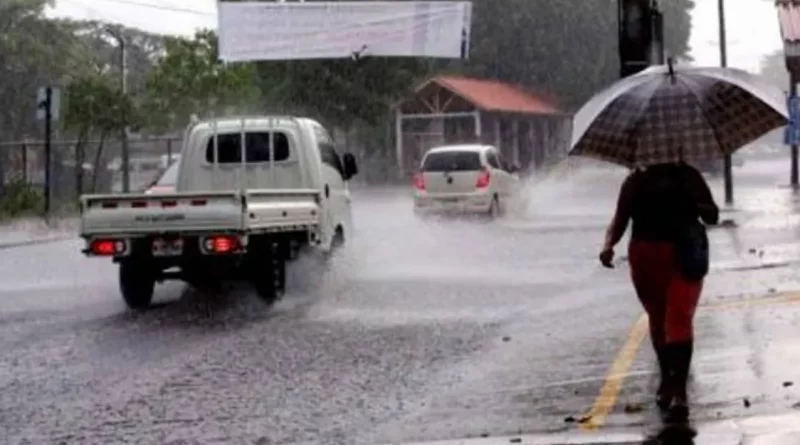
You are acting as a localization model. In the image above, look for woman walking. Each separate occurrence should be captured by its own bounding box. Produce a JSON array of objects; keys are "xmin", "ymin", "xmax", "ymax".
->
[{"xmin": 598, "ymin": 161, "xmax": 719, "ymax": 421}]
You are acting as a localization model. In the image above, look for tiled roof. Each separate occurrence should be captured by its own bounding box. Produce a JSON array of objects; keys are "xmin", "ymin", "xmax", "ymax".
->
[
  {"xmin": 777, "ymin": 0, "xmax": 800, "ymax": 43},
  {"xmin": 420, "ymin": 75, "xmax": 561, "ymax": 115}
]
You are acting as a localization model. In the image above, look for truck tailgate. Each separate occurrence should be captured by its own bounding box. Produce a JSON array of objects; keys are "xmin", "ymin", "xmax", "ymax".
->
[
  {"xmin": 244, "ymin": 189, "xmax": 321, "ymax": 232},
  {"xmin": 80, "ymin": 191, "xmax": 244, "ymax": 237}
]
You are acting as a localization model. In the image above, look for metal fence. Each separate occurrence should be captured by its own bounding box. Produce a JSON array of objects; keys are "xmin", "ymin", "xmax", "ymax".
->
[
  {"xmin": 0, "ymin": 137, "xmax": 181, "ymax": 211},
  {"xmin": 0, "ymin": 130, "xmax": 395, "ymax": 212}
]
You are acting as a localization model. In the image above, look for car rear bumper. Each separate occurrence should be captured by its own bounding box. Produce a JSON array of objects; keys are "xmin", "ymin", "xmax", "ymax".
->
[{"xmin": 413, "ymin": 193, "xmax": 493, "ymax": 215}]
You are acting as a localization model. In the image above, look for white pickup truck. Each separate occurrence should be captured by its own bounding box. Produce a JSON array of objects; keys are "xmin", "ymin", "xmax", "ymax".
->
[{"xmin": 79, "ymin": 116, "xmax": 358, "ymax": 310}]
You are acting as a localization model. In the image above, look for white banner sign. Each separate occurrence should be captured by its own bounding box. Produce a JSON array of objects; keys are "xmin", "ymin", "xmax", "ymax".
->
[{"xmin": 217, "ymin": 1, "xmax": 472, "ymax": 62}]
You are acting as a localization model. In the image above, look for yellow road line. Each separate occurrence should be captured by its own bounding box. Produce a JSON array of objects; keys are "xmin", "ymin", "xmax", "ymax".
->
[
  {"xmin": 581, "ymin": 291, "xmax": 800, "ymax": 431},
  {"xmin": 579, "ymin": 314, "xmax": 648, "ymax": 431}
]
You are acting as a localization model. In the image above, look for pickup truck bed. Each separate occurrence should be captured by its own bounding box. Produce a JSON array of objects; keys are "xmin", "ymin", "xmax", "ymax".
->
[{"xmin": 80, "ymin": 189, "xmax": 321, "ymax": 238}]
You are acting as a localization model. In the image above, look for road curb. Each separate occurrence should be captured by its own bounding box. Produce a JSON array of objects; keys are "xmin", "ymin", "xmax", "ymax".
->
[
  {"xmin": 0, "ymin": 235, "xmax": 75, "ymax": 250},
  {"xmin": 373, "ymin": 424, "xmax": 748, "ymax": 445}
]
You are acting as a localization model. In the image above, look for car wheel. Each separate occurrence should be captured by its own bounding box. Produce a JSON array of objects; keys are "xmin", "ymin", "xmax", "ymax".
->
[
  {"xmin": 488, "ymin": 196, "xmax": 501, "ymax": 219},
  {"xmin": 252, "ymin": 249, "xmax": 283, "ymax": 305},
  {"xmin": 331, "ymin": 227, "xmax": 345, "ymax": 250}
]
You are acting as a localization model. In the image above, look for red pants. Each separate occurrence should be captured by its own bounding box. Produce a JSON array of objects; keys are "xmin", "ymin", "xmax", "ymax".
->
[{"xmin": 628, "ymin": 240, "xmax": 703, "ymax": 344}]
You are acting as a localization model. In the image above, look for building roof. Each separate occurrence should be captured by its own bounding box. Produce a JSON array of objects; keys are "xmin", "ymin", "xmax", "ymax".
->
[
  {"xmin": 413, "ymin": 75, "xmax": 561, "ymax": 115},
  {"xmin": 777, "ymin": 0, "xmax": 800, "ymax": 43}
]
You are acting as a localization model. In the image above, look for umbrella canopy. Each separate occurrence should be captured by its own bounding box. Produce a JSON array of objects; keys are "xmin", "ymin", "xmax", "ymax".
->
[{"xmin": 569, "ymin": 63, "xmax": 788, "ymax": 168}]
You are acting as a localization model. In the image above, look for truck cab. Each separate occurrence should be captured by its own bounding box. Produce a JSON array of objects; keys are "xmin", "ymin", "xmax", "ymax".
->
[{"xmin": 174, "ymin": 116, "xmax": 356, "ymax": 248}]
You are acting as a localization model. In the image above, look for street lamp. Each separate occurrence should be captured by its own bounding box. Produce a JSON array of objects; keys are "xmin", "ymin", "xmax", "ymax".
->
[{"xmin": 104, "ymin": 26, "xmax": 131, "ymax": 193}]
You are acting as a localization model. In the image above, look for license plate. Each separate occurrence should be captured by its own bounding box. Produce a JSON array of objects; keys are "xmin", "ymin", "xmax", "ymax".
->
[
  {"xmin": 439, "ymin": 197, "xmax": 459, "ymax": 203},
  {"xmin": 152, "ymin": 237, "xmax": 183, "ymax": 257}
]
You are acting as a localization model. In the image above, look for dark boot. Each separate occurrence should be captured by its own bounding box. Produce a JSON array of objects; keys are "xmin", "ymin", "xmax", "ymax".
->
[
  {"xmin": 666, "ymin": 340, "xmax": 693, "ymax": 423},
  {"xmin": 654, "ymin": 343, "xmax": 672, "ymax": 410}
]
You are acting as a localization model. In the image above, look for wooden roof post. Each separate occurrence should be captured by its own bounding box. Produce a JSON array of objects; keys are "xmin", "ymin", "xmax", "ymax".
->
[
  {"xmin": 511, "ymin": 118, "xmax": 520, "ymax": 165},
  {"xmin": 395, "ymin": 110, "xmax": 404, "ymax": 179}
]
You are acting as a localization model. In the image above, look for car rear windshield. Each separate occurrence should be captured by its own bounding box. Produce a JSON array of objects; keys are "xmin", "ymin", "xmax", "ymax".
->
[
  {"xmin": 422, "ymin": 151, "xmax": 482, "ymax": 172},
  {"xmin": 205, "ymin": 131, "xmax": 290, "ymax": 164}
]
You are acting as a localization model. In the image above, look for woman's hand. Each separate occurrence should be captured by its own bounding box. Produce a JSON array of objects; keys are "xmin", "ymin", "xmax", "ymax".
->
[
  {"xmin": 599, "ymin": 247, "xmax": 615, "ymax": 268},
  {"xmin": 697, "ymin": 202, "xmax": 719, "ymax": 225}
]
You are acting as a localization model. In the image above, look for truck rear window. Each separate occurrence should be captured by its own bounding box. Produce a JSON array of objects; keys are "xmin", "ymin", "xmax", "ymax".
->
[
  {"xmin": 205, "ymin": 132, "xmax": 290, "ymax": 163},
  {"xmin": 422, "ymin": 151, "xmax": 482, "ymax": 172}
]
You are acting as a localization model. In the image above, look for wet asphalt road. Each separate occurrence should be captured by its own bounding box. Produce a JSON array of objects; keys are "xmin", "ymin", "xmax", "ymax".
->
[{"xmin": 2, "ymin": 152, "xmax": 800, "ymax": 444}]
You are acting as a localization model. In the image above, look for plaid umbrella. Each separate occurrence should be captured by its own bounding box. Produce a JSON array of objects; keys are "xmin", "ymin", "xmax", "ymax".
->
[{"xmin": 569, "ymin": 62, "xmax": 788, "ymax": 168}]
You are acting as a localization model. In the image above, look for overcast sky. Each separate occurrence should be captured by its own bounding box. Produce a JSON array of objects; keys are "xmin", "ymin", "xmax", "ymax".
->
[{"xmin": 48, "ymin": 0, "xmax": 783, "ymax": 73}]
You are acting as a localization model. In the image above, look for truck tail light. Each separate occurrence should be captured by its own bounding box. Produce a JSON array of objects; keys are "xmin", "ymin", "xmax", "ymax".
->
[
  {"xmin": 202, "ymin": 235, "xmax": 240, "ymax": 254},
  {"xmin": 90, "ymin": 239, "xmax": 127, "ymax": 256}
]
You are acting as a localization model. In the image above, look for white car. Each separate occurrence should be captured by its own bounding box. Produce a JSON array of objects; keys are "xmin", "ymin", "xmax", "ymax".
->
[
  {"xmin": 144, "ymin": 161, "xmax": 179, "ymax": 195},
  {"xmin": 412, "ymin": 144, "xmax": 520, "ymax": 218}
]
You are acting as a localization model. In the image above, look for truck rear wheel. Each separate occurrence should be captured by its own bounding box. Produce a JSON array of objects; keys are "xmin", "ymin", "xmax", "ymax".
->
[
  {"xmin": 119, "ymin": 261, "xmax": 155, "ymax": 310},
  {"xmin": 251, "ymin": 242, "xmax": 285, "ymax": 305}
]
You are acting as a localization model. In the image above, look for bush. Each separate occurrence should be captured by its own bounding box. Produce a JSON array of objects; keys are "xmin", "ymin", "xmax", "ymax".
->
[{"xmin": 0, "ymin": 179, "xmax": 44, "ymax": 219}]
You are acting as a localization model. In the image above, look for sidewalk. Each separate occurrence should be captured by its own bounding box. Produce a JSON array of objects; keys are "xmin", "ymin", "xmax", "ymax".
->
[{"xmin": 0, "ymin": 217, "xmax": 77, "ymax": 249}]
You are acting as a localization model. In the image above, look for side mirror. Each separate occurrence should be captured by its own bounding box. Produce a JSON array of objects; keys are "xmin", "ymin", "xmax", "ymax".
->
[{"xmin": 342, "ymin": 153, "xmax": 358, "ymax": 180}]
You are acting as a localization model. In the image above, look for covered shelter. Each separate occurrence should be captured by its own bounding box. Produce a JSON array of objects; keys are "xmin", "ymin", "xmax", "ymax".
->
[{"xmin": 393, "ymin": 75, "xmax": 568, "ymax": 177}]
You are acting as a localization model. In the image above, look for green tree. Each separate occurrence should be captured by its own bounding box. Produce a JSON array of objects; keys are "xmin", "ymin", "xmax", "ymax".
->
[
  {"xmin": 69, "ymin": 21, "xmax": 165, "ymax": 97},
  {"xmin": 63, "ymin": 73, "xmax": 135, "ymax": 194},
  {"xmin": 142, "ymin": 29, "xmax": 261, "ymax": 132},
  {"xmin": 0, "ymin": 0, "xmax": 86, "ymax": 139},
  {"xmin": 258, "ymin": 58, "xmax": 428, "ymax": 129},
  {"xmin": 0, "ymin": 0, "xmax": 88, "ymax": 194}
]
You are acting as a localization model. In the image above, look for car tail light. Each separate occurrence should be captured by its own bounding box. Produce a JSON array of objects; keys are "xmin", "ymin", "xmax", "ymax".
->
[
  {"xmin": 475, "ymin": 169, "xmax": 491, "ymax": 188},
  {"xmin": 90, "ymin": 239, "xmax": 127, "ymax": 256},
  {"xmin": 202, "ymin": 235, "xmax": 240, "ymax": 254},
  {"xmin": 131, "ymin": 201, "xmax": 147, "ymax": 208},
  {"xmin": 161, "ymin": 200, "xmax": 177, "ymax": 208},
  {"xmin": 413, "ymin": 172, "xmax": 425, "ymax": 190},
  {"xmin": 190, "ymin": 199, "xmax": 207, "ymax": 206}
]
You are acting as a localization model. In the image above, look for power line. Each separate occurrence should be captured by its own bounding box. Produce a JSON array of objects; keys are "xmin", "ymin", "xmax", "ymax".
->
[{"xmin": 63, "ymin": 0, "xmax": 213, "ymax": 16}]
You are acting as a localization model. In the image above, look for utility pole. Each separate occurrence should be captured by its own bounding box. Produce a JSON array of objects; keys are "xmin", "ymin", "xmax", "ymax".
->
[
  {"xmin": 43, "ymin": 87, "xmax": 52, "ymax": 216},
  {"xmin": 36, "ymin": 86, "xmax": 59, "ymax": 216},
  {"xmin": 791, "ymin": 75, "xmax": 799, "ymax": 187},
  {"xmin": 719, "ymin": 0, "xmax": 733, "ymax": 205},
  {"xmin": 106, "ymin": 27, "xmax": 130, "ymax": 193}
]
